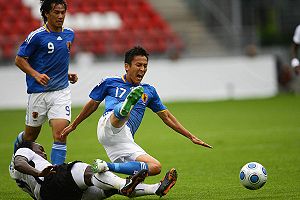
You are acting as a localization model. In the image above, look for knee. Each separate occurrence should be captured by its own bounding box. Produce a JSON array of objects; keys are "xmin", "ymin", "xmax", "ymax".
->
[
  {"xmin": 53, "ymin": 130, "xmax": 67, "ymax": 143},
  {"xmin": 53, "ymin": 134, "xmax": 67, "ymax": 143},
  {"xmin": 83, "ymin": 166, "xmax": 94, "ymax": 186},
  {"xmin": 148, "ymin": 162, "xmax": 162, "ymax": 176}
]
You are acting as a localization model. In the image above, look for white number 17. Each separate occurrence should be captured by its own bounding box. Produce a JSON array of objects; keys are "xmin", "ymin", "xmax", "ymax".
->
[{"xmin": 115, "ymin": 87, "xmax": 126, "ymax": 98}]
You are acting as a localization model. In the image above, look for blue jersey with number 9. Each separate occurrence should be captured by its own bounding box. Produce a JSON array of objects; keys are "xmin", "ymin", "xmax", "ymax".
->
[{"xmin": 17, "ymin": 25, "xmax": 74, "ymax": 94}]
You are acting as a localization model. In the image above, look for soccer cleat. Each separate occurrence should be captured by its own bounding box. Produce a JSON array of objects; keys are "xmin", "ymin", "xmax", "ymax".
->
[
  {"xmin": 91, "ymin": 159, "xmax": 109, "ymax": 173},
  {"xmin": 14, "ymin": 131, "xmax": 24, "ymax": 153},
  {"xmin": 9, "ymin": 155, "xmax": 17, "ymax": 179},
  {"xmin": 120, "ymin": 169, "xmax": 149, "ymax": 196},
  {"xmin": 155, "ymin": 168, "xmax": 178, "ymax": 197},
  {"xmin": 120, "ymin": 86, "xmax": 144, "ymax": 116}
]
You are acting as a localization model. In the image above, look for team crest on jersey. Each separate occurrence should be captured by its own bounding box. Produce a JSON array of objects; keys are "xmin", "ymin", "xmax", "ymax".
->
[
  {"xmin": 141, "ymin": 93, "xmax": 148, "ymax": 103},
  {"xmin": 66, "ymin": 41, "xmax": 72, "ymax": 51},
  {"xmin": 32, "ymin": 112, "xmax": 38, "ymax": 119}
]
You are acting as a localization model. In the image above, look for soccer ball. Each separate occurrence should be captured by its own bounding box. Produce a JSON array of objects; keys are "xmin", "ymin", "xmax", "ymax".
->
[{"xmin": 239, "ymin": 162, "xmax": 267, "ymax": 190}]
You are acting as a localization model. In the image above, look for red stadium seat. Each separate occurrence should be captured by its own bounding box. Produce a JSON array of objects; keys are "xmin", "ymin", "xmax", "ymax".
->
[
  {"xmin": 91, "ymin": 42, "xmax": 106, "ymax": 55},
  {"xmin": 2, "ymin": 43, "xmax": 17, "ymax": 60},
  {"xmin": 0, "ymin": 0, "xmax": 184, "ymax": 59}
]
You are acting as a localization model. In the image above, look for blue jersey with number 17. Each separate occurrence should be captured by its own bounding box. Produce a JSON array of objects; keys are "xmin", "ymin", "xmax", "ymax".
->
[
  {"xmin": 89, "ymin": 75, "xmax": 167, "ymax": 136},
  {"xmin": 17, "ymin": 25, "xmax": 74, "ymax": 94}
]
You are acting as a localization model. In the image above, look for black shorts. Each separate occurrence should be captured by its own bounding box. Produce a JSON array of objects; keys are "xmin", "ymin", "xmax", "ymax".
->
[{"xmin": 40, "ymin": 161, "xmax": 83, "ymax": 200}]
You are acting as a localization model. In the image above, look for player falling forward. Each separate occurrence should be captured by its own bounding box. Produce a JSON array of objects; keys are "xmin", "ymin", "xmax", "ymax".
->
[{"xmin": 61, "ymin": 46, "xmax": 211, "ymax": 179}]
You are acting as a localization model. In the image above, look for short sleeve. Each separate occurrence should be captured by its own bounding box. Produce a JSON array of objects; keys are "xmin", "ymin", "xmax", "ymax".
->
[
  {"xmin": 15, "ymin": 148, "xmax": 35, "ymax": 161},
  {"xmin": 71, "ymin": 31, "xmax": 75, "ymax": 43},
  {"xmin": 148, "ymin": 86, "xmax": 167, "ymax": 113},
  {"xmin": 89, "ymin": 78, "xmax": 108, "ymax": 102},
  {"xmin": 17, "ymin": 33, "xmax": 39, "ymax": 58}
]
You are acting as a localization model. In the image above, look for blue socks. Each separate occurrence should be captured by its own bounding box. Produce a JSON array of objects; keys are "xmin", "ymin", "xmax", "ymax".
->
[
  {"xmin": 113, "ymin": 102, "xmax": 125, "ymax": 119},
  {"xmin": 14, "ymin": 131, "xmax": 24, "ymax": 153},
  {"xmin": 107, "ymin": 161, "xmax": 148, "ymax": 175},
  {"xmin": 51, "ymin": 142, "xmax": 67, "ymax": 165}
]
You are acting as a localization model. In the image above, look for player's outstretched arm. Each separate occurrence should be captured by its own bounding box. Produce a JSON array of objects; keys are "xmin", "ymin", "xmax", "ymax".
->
[
  {"xmin": 61, "ymin": 99, "xmax": 100, "ymax": 139},
  {"xmin": 157, "ymin": 110, "xmax": 212, "ymax": 148}
]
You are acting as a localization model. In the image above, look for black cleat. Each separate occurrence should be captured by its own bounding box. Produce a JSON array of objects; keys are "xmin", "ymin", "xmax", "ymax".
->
[
  {"xmin": 120, "ymin": 169, "xmax": 149, "ymax": 196},
  {"xmin": 155, "ymin": 168, "xmax": 178, "ymax": 197}
]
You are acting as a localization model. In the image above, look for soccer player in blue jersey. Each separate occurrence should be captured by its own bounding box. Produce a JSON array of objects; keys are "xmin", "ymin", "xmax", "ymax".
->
[
  {"xmin": 61, "ymin": 46, "xmax": 211, "ymax": 194},
  {"xmin": 13, "ymin": 0, "xmax": 78, "ymax": 165}
]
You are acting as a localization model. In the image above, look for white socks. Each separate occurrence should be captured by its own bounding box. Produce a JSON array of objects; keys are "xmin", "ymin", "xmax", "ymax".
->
[
  {"xmin": 132, "ymin": 183, "xmax": 160, "ymax": 197},
  {"xmin": 91, "ymin": 171, "xmax": 160, "ymax": 197},
  {"xmin": 91, "ymin": 171, "xmax": 126, "ymax": 190}
]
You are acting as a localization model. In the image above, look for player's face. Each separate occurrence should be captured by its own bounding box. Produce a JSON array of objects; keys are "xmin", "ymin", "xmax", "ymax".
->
[
  {"xmin": 125, "ymin": 55, "xmax": 148, "ymax": 85},
  {"xmin": 46, "ymin": 3, "xmax": 66, "ymax": 31},
  {"xmin": 32, "ymin": 143, "xmax": 47, "ymax": 160}
]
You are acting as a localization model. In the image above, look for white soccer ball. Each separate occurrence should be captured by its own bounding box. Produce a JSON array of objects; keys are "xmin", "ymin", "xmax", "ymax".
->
[{"xmin": 239, "ymin": 162, "xmax": 267, "ymax": 190}]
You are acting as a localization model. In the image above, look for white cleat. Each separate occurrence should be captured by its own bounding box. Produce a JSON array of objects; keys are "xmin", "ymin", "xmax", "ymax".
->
[{"xmin": 91, "ymin": 159, "xmax": 109, "ymax": 173}]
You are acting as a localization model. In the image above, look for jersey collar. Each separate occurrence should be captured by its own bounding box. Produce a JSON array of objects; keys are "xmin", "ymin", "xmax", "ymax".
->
[
  {"xmin": 122, "ymin": 74, "xmax": 141, "ymax": 86},
  {"xmin": 44, "ymin": 24, "xmax": 64, "ymax": 33},
  {"xmin": 122, "ymin": 75, "xmax": 126, "ymax": 83}
]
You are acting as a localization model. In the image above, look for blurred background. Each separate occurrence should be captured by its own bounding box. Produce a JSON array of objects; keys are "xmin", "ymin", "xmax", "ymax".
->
[{"xmin": 0, "ymin": 0, "xmax": 300, "ymax": 108}]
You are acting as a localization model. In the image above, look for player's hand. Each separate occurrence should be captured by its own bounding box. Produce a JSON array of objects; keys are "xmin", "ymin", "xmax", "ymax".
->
[
  {"xmin": 68, "ymin": 73, "xmax": 78, "ymax": 84},
  {"xmin": 34, "ymin": 73, "xmax": 50, "ymax": 86},
  {"xmin": 38, "ymin": 165, "xmax": 56, "ymax": 177},
  {"xmin": 190, "ymin": 135, "xmax": 213, "ymax": 148},
  {"xmin": 60, "ymin": 124, "xmax": 76, "ymax": 140}
]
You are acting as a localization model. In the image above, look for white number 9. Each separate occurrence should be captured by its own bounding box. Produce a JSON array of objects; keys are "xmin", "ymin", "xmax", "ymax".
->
[{"xmin": 48, "ymin": 42, "xmax": 54, "ymax": 53}]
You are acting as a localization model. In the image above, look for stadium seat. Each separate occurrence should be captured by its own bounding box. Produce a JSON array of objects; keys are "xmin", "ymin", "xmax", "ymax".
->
[
  {"xmin": 2, "ymin": 43, "xmax": 17, "ymax": 60},
  {"xmin": 0, "ymin": 0, "xmax": 184, "ymax": 60}
]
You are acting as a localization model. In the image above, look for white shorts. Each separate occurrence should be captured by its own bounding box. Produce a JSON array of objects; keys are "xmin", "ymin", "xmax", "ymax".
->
[
  {"xmin": 25, "ymin": 87, "xmax": 71, "ymax": 127},
  {"xmin": 97, "ymin": 111, "xmax": 147, "ymax": 162},
  {"xmin": 71, "ymin": 162, "xmax": 89, "ymax": 190}
]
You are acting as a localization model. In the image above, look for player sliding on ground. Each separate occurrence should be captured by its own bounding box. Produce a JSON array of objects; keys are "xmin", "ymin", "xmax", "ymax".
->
[
  {"xmin": 9, "ymin": 141, "xmax": 177, "ymax": 199},
  {"xmin": 61, "ymin": 46, "xmax": 211, "ymax": 183}
]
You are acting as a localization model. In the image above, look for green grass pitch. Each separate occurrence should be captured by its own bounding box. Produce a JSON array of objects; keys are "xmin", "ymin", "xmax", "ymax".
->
[{"xmin": 0, "ymin": 94, "xmax": 300, "ymax": 199}]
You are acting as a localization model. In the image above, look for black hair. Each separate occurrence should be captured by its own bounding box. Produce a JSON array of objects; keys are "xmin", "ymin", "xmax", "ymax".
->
[
  {"xmin": 18, "ymin": 141, "xmax": 34, "ymax": 150},
  {"xmin": 40, "ymin": 0, "xmax": 67, "ymax": 23},
  {"xmin": 124, "ymin": 46, "xmax": 149, "ymax": 65}
]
